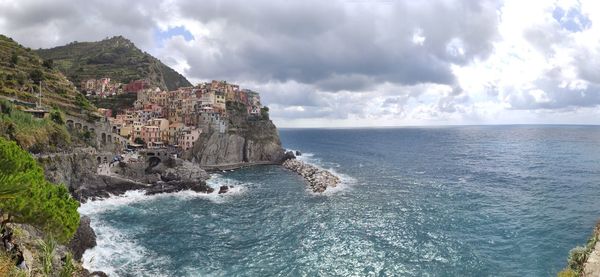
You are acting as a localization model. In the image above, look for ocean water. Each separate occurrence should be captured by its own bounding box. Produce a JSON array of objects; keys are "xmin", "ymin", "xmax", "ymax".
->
[{"xmin": 79, "ymin": 126, "xmax": 600, "ymax": 276}]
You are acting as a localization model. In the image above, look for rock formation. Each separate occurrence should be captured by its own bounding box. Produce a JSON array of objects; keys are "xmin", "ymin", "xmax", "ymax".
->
[
  {"xmin": 187, "ymin": 117, "xmax": 286, "ymax": 168},
  {"xmin": 38, "ymin": 151, "xmax": 212, "ymax": 202},
  {"xmin": 68, "ymin": 216, "xmax": 97, "ymax": 261},
  {"xmin": 282, "ymin": 159, "xmax": 341, "ymax": 193}
]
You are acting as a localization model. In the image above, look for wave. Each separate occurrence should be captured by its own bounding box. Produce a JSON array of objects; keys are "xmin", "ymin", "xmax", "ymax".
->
[
  {"xmin": 81, "ymin": 220, "xmax": 171, "ymax": 277},
  {"xmin": 78, "ymin": 174, "xmax": 250, "ymax": 276},
  {"xmin": 79, "ymin": 177, "xmax": 249, "ymax": 215}
]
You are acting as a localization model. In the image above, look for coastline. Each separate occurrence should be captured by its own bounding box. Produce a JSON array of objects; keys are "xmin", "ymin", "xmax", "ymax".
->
[{"xmin": 200, "ymin": 161, "xmax": 281, "ymax": 172}]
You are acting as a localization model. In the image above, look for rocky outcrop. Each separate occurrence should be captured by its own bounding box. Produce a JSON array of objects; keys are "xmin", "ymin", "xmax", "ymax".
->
[
  {"xmin": 73, "ymin": 158, "xmax": 212, "ymax": 201},
  {"xmin": 68, "ymin": 216, "xmax": 96, "ymax": 261},
  {"xmin": 38, "ymin": 150, "xmax": 212, "ymax": 202},
  {"xmin": 186, "ymin": 109, "xmax": 286, "ymax": 168},
  {"xmin": 282, "ymin": 159, "xmax": 340, "ymax": 193},
  {"xmin": 37, "ymin": 148, "xmax": 101, "ymax": 189}
]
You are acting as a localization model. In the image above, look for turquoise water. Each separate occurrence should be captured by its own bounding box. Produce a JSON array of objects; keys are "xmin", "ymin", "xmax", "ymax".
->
[{"xmin": 80, "ymin": 126, "xmax": 600, "ymax": 276}]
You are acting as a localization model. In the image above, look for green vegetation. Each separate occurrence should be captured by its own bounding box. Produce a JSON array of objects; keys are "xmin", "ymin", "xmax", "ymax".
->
[
  {"xmin": 261, "ymin": 106, "xmax": 270, "ymax": 120},
  {"xmin": 0, "ymin": 137, "xmax": 80, "ymax": 243},
  {"xmin": 559, "ymin": 222, "xmax": 600, "ymax": 276},
  {"xmin": 59, "ymin": 252, "xmax": 75, "ymax": 277},
  {"xmin": 36, "ymin": 36, "xmax": 191, "ymax": 91},
  {"xmin": 557, "ymin": 268, "xmax": 578, "ymax": 277},
  {"xmin": 0, "ymin": 35, "xmax": 96, "ymax": 117},
  {"xmin": 38, "ymin": 237, "xmax": 56, "ymax": 276},
  {"xmin": 90, "ymin": 92, "xmax": 137, "ymax": 115},
  {"xmin": 50, "ymin": 108, "xmax": 65, "ymax": 125},
  {"xmin": 0, "ymin": 99, "xmax": 71, "ymax": 153}
]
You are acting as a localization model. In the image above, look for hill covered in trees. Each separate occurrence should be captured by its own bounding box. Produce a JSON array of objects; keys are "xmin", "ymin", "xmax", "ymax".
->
[
  {"xmin": 36, "ymin": 36, "xmax": 192, "ymax": 91},
  {"xmin": 0, "ymin": 34, "xmax": 95, "ymax": 117}
]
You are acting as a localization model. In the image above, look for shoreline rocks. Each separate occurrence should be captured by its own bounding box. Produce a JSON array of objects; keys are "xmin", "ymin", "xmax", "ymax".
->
[
  {"xmin": 68, "ymin": 216, "xmax": 97, "ymax": 261},
  {"xmin": 282, "ymin": 159, "xmax": 340, "ymax": 193}
]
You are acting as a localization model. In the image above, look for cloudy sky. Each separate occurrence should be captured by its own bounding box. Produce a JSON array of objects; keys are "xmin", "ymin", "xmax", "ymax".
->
[{"xmin": 1, "ymin": 0, "xmax": 599, "ymax": 127}]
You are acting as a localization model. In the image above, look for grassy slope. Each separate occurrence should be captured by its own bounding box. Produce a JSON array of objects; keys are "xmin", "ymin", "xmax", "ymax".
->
[
  {"xmin": 36, "ymin": 36, "xmax": 192, "ymax": 91},
  {"xmin": 0, "ymin": 35, "xmax": 95, "ymax": 117}
]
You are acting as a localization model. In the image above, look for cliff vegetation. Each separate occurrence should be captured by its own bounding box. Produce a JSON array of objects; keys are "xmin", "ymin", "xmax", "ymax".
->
[{"xmin": 0, "ymin": 137, "xmax": 81, "ymax": 275}]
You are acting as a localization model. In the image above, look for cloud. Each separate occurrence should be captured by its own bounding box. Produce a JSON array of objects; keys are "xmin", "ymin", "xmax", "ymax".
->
[
  {"xmin": 160, "ymin": 0, "xmax": 499, "ymax": 91},
  {"xmin": 1, "ymin": 0, "xmax": 600, "ymax": 127}
]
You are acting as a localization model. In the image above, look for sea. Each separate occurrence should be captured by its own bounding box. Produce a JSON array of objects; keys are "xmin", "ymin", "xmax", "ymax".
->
[{"xmin": 79, "ymin": 126, "xmax": 600, "ymax": 276}]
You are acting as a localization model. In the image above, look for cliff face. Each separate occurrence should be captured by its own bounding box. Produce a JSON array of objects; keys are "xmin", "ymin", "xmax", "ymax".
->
[
  {"xmin": 187, "ymin": 109, "xmax": 285, "ymax": 167},
  {"xmin": 38, "ymin": 149, "xmax": 212, "ymax": 201},
  {"xmin": 37, "ymin": 148, "xmax": 100, "ymax": 189}
]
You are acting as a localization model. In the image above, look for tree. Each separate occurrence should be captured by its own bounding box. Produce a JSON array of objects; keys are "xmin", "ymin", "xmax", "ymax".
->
[
  {"xmin": 134, "ymin": 137, "xmax": 145, "ymax": 145},
  {"xmin": 0, "ymin": 99, "xmax": 12, "ymax": 115},
  {"xmin": 260, "ymin": 106, "xmax": 270, "ymax": 120},
  {"xmin": 0, "ymin": 138, "xmax": 80, "ymax": 243},
  {"xmin": 42, "ymin": 59, "xmax": 54, "ymax": 69},
  {"xmin": 0, "ymin": 138, "xmax": 31, "ymax": 199},
  {"xmin": 30, "ymin": 69, "xmax": 43, "ymax": 83},
  {"xmin": 50, "ymin": 109, "xmax": 65, "ymax": 125},
  {"xmin": 9, "ymin": 52, "xmax": 18, "ymax": 67}
]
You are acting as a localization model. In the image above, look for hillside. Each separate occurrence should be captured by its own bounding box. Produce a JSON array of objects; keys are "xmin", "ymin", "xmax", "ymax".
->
[
  {"xmin": 0, "ymin": 34, "xmax": 95, "ymax": 116},
  {"xmin": 36, "ymin": 36, "xmax": 192, "ymax": 91}
]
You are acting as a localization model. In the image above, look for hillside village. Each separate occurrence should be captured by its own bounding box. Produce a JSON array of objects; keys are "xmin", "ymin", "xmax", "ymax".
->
[{"xmin": 86, "ymin": 78, "xmax": 265, "ymax": 152}]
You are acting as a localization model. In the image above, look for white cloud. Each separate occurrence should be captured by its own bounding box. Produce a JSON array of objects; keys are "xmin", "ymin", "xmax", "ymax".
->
[{"xmin": 1, "ymin": 0, "xmax": 600, "ymax": 127}]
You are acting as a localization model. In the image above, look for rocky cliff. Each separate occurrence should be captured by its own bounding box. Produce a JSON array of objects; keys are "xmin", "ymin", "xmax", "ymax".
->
[
  {"xmin": 186, "ymin": 104, "xmax": 286, "ymax": 168},
  {"xmin": 37, "ymin": 148, "xmax": 212, "ymax": 201}
]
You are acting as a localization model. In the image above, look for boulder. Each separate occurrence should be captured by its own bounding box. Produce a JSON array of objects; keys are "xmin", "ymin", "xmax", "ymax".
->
[
  {"xmin": 218, "ymin": 185, "xmax": 229, "ymax": 194},
  {"xmin": 68, "ymin": 216, "xmax": 97, "ymax": 261}
]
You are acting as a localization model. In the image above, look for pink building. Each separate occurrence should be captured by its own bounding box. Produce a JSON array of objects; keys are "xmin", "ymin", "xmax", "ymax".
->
[{"xmin": 141, "ymin": 125, "xmax": 160, "ymax": 147}]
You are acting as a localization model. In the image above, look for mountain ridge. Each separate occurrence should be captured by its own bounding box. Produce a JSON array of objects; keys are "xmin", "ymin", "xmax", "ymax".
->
[{"xmin": 35, "ymin": 36, "xmax": 192, "ymax": 91}]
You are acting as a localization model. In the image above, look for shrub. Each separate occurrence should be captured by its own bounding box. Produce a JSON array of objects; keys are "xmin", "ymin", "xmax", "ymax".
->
[
  {"xmin": 557, "ymin": 268, "xmax": 578, "ymax": 277},
  {"xmin": 10, "ymin": 52, "xmax": 18, "ymax": 66},
  {"xmin": 260, "ymin": 106, "xmax": 270, "ymax": 120},
  {"xmin": 42, "ymin": 59, "xmax": 53, "ymax": 69},
  {"xmin": 59, "ymin": 252, "xmax": 75, "ymax": 277},
  {"xmin": 0, "ymin": 99, "xmax": 12, "ymax": 115},
  {"xmin": 38, "ymin": 237, "xmax": 56, "ymax": 276},
  {"xmin": 568, "ymin": 246, "xmax": 588, "ymax": 273},
  {"xmin": 50, "ymin": 109, "xmax": 65, "ymax": 125},
  {"xmin": 0, "ymin": 138, "xmax": 80, "ymax": 243},
  {"xmin": 29, "ymin": 69, "xmax": 43, "ymax": 83}
]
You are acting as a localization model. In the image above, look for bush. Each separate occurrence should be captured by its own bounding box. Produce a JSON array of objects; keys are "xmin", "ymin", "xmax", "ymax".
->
[
  {"xmin": 38, "ymin": 237, "xmax": 56, "ymax": 276},
  {"xmin": 59, "ymin": 252, "xmax": 75, "ymax": 277},
  {"xmin": 42, "ymin": 59, "xmax": 53, "ymax": 69},
  {"xmin": 0, "ymin": 99, "xmax": 12, "ymax": 115},
  {"xmin": 568, "ymin": 246, "xmax": 588, "ymax": 273},
  {"xmin": 260, "ymin": 106, "xmax": 270, "ymax": 120},
  {"xmin": 10, "ymin": 52, "xmax": 18, "ymax": 67},
  {"xmin": 0, "ymin": 138, "xmax": 80, "ymax": 243},
  {"xmin": 557, "ymin": 268, "xmax": 578, "ymax": 277},
  {"xmin": 29, "ymin": 69, "xmax": 43, "ymax": 83},
  {"xmin": 50, "ymin": 108, "xmax": 65, "ymax": 125}
]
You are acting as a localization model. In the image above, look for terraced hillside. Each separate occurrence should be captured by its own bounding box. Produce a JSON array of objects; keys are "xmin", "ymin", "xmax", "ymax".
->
[
  {"xmin": 36, "ymin": 36, "xmax": 192, "ymax": 91},
  {"xmin": 0, "ymin": 34, "xmax": 95, "ymax": 117}
]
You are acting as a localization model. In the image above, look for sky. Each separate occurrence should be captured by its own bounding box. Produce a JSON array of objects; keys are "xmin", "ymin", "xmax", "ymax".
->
[{"xmin": 1, "ymin": 0, "xmax": 600, "ymax": 127}]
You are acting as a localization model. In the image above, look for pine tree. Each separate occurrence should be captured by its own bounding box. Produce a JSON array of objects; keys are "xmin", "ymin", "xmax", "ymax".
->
[{"xmin": 0, "ymin": 138, "xmax": 80, "ymax": 243}]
